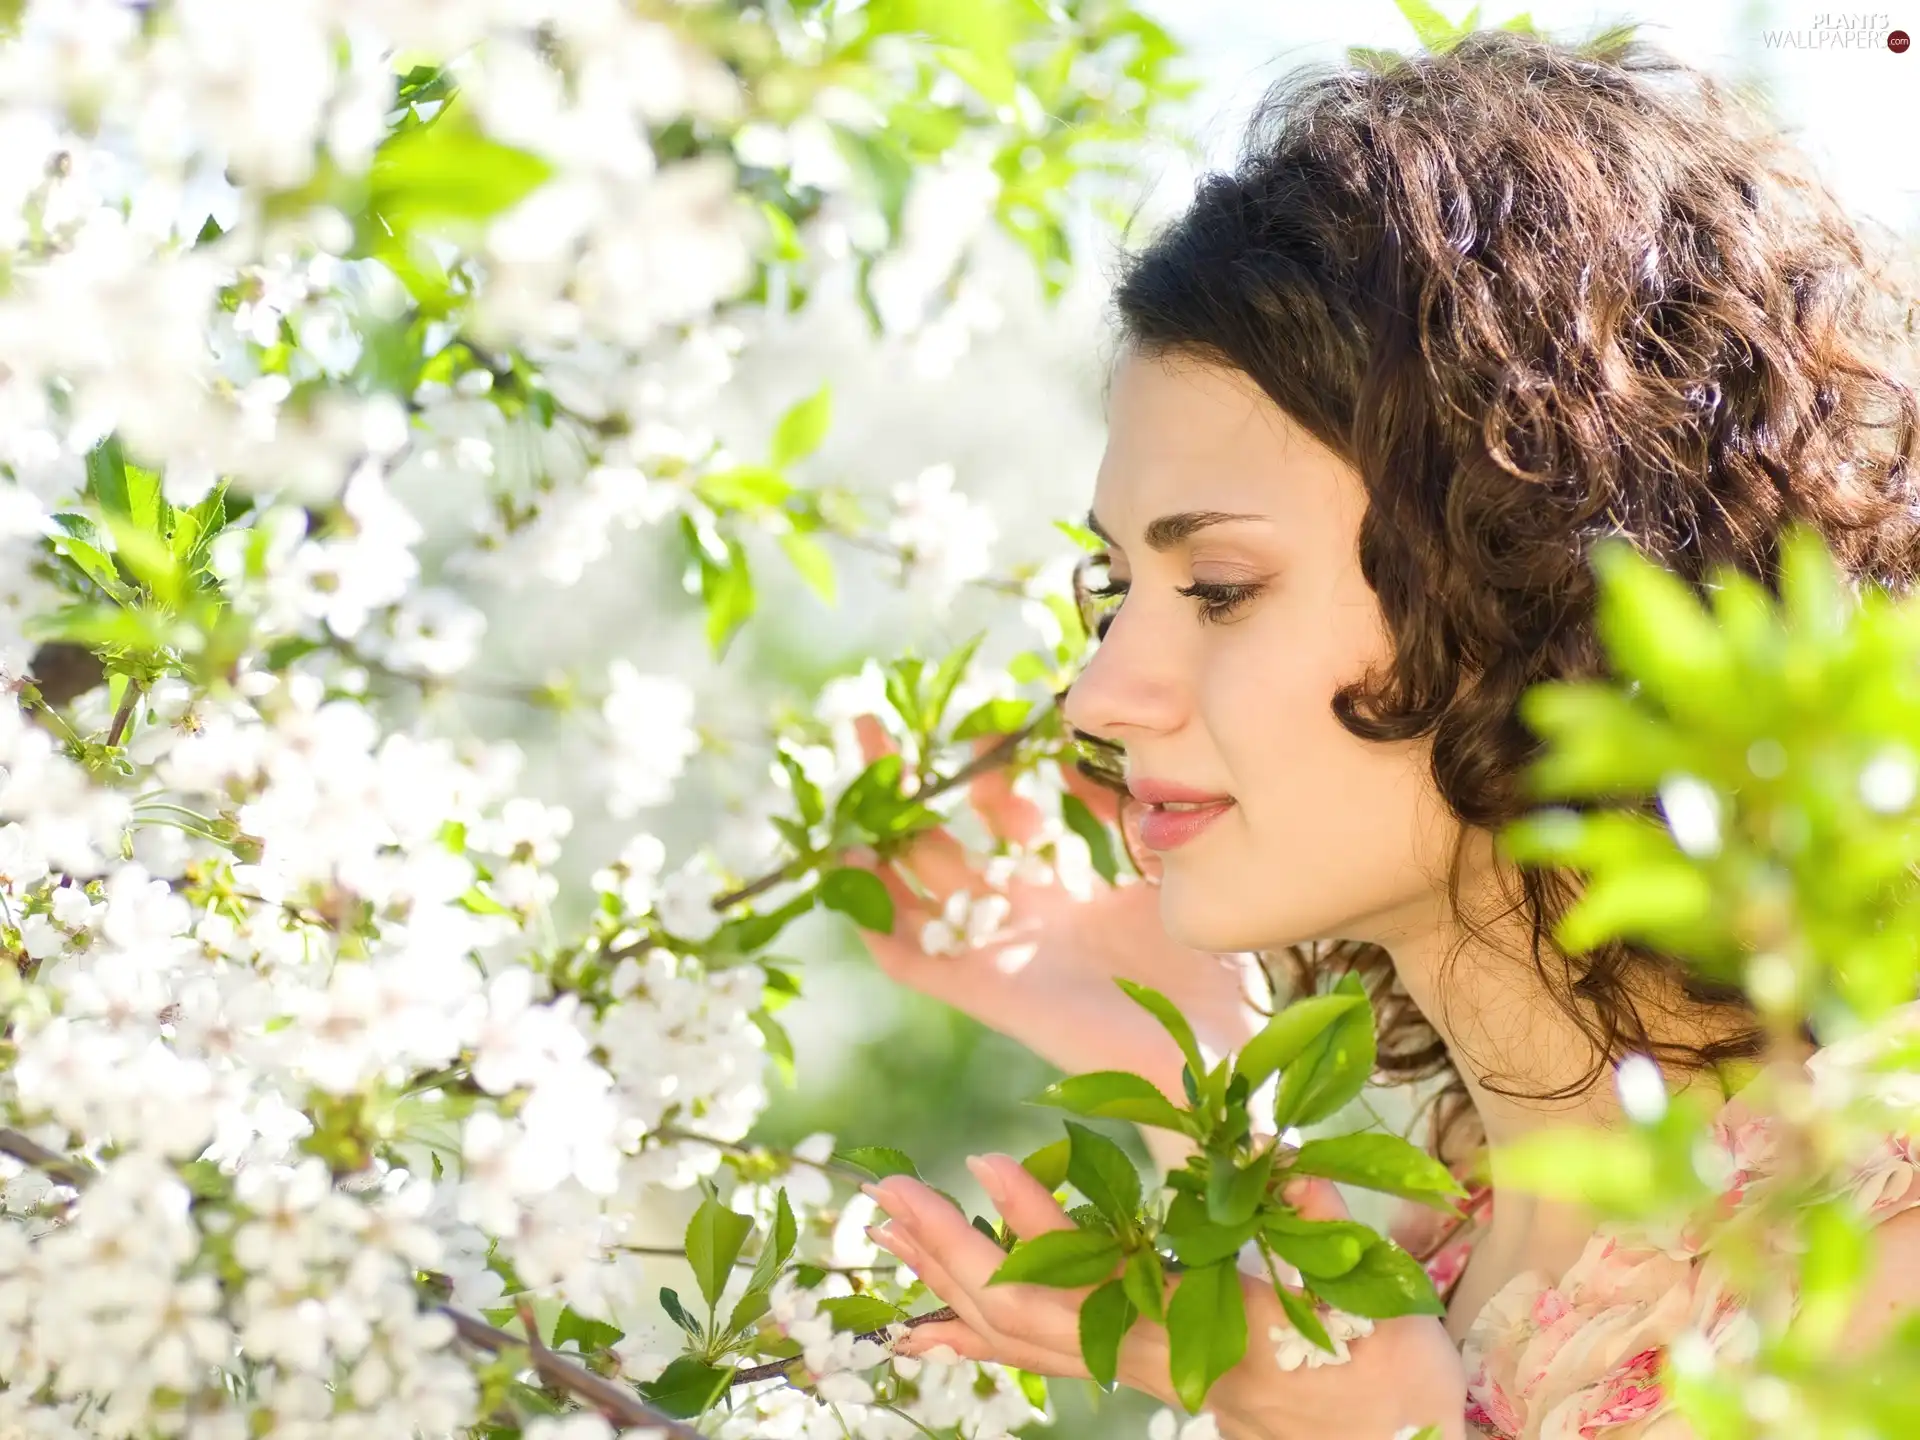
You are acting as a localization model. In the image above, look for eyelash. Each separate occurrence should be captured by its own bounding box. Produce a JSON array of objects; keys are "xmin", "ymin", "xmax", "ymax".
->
[{"xmin": 1084, "ymin": 578, "xmax": 1263, "ymax": 638}]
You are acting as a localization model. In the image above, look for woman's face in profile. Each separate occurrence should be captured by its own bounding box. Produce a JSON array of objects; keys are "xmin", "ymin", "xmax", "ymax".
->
[{"xmin": 1064, "ymin": 349, "xmax": 1466, "ymax": 956}]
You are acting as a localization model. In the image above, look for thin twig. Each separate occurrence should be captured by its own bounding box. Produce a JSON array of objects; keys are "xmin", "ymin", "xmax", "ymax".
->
[
  {"xmin": 730, "ymin": 1306, "xmax": 958, "ymax": 1387},
  {"xmin": 616, "ymin": 1243, "xmax": 898, "ymax": 1277},
  {"xmin": 708, "ymin": 697, "xmax": 1061, "ymax": 915},
  {"xmin": 106, "ymin": 681, "xmax": 143, "ymax": 748},
  {"xmin": 649, "ymin": 1126, "xmax": 875, "ymax": 1184}
]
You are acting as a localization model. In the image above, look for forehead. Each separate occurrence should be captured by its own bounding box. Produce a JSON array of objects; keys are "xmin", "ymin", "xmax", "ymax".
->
[{"xmin": 1092, "ymin": 351, "xmax": 1309, "ymax": 529}]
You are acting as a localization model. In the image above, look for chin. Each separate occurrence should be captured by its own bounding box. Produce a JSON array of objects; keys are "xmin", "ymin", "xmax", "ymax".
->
[{"xmin": 1155, "ymin": 867, "xmax": 1321, "ymax": 956}]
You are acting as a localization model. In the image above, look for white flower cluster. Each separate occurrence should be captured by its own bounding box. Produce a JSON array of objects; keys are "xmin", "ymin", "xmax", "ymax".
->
[
  {"xmin": 1269, "ymin": 1305, "xmax": 1376, "ymax": 1370},
  {"xmin": 0, "ymin": 0, "xmax": 1149, "ymax": 1435}
]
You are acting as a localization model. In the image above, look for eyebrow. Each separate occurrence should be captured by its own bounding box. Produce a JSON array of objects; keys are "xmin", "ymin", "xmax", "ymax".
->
[{"xmin": 1084, "ymin": 509, "xmax": 1268, "ymax": 552}]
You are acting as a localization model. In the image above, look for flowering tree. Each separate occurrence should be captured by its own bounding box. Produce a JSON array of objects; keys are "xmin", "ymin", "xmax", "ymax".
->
[
  {"xmin": 6, "ymin": 2, "xmax": 1919, "ymax": 1439},
  {"xmin": 0, "ymin": 1, "xmax": 1203, "ymax": 1436}
]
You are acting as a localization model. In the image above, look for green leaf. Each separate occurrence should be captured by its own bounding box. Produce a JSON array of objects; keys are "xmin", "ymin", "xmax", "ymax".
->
[
  {"xmin": 1030, "ymin": 1072, "xmax": 1193, "ymax": 1134},
  {"xmin": 923, "ymin": 633, "xmax": 984, "ymax": 736},
  {"xmin": 771, "ymin": 385, "xmax": 832, "ymax": 468},
  {"xmin": 1304, "ymin": 1239, "xmax": 1444, "ymax": 1319},
  {"xmin": 989, "ymin": 1228, "xmax": 1123, "ymax": 1288},
  {"xmin": 1114, "ymin": 979, "xmax": 1204, "ymax": 1081},
  {"xmin": 778, "ymin": 531, "xmax": 838, "ymax": 606},
  {"xmin": 1165, "ymin": 1213, "xmax": 1262, "ymax": 1269},
  {"xmin": 1063, "ymin": 1121, "xmax": 1141, "ymax": 1228},
  {"xmin": 1053, "ymin": 518, "xmax": 1104, "ymax": 553},
  {"xmin": 99, "ymin": 512, "xmax": 187, "ymax": 606},
  {"xmin": 1590, "ymin": 539, "xmax": 1736, "ymax": 724},
  {"xmin": 659, "ymin": 1287, "xmax": 701, "ymax": 1339},
  {"xmin": 685, "ymin": 1197, "xmax": 754, "ymax": 1312},
  {"xmin": 551, "ymin": 1308, "xmax": 622, "ymax": 1353},
  {"xmin": 641, "ymin": 1356, "xmax": 736, "ymax": 1418},
  {"xmin": 836, "ymin": 1146, "xmax": 921, "ymax": 1182},
  {"xmin": 820, "ymin": 1294, "xmax": 907, "ymax": 1332},
  {"xmin": 748, "ymin": 1189, "xmax": 798, "ymax": 1293},
  {"xmin": 1394, "ymin": 0, "xmax": 1466, "ymax": 47},
  {"xmin": 1272, "ymin": 973, "xmax": 1376, "ymax": 1131},
  {"xmin": 1122, "ymin": 1245, "xmax": 1167, "ymax": 1324},
  {"xmin": 1235, "ymin": 993, "xmax": 1367, "ymax": 1091},
  {"xmin": 1077, "ymin": 1278, "xmax": 1137, "ymax": 1391},
  {"xmin": 1273, "ymin": 1278, "xmax": 1335, "ymax": 1353},
  {"xmin": 726, "ymin": 1287, "xmax": 772, "ymax": 1339},
  {"xmin": 952, "ymin": 696, "xmax": 1034, "ymax": 741},
  {"xmin": 698, "ymin": 465, "xmax": 794, "ymax": 513},
  {"xmin": 1166, "ymin": 1260, "xmax": 1248, "ymax": 1413},
  {"xmin": 1286, "ymin": 1132, "xmax": 1469, "ymax": 1212},
  {"xmin": 1020, "ymin": 1137, "xmax": 1071, "ymax": 1191},
  {"xmin": 1061, "ymin": 792, "xmax": 1119, "ymax": 884},
  {"xmin": 818, "ymin": 866, "xmax": 894, "ymax": 932},
  {"xmin": 1207, "ymin": 1143, "xmax": 1276, "ymax": 1227},
  {"xmin": 370, "ymin": 109, "xmax": 553, "ymax": 232},
  {"xmin": 695, "ymin": 530, "xmax": 756, "ymax": 656},
  {"xmin": 1261, "ymin": 1214, "xmax": 1374, "ymax": 1279}
]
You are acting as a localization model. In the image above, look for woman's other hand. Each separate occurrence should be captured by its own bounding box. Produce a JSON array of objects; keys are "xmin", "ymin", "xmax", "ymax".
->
[
  {"xmin": 839, "ymin": 715, "xmax": 1269, "ymax": 1129},
  {"xmin": 864, "ymin": 1157, "xmax": 1468, "ymax": 1440}
]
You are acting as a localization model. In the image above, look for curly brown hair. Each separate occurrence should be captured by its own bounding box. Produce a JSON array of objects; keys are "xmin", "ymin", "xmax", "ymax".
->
[{"xmin": 1066, "ymin": 27, "xmax": 1920, "ymax": 1175}]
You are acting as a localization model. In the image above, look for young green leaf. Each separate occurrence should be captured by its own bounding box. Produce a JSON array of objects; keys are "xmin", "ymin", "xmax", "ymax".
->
[
  {"xmin": 778, "ymin": 530, "xmax": 839, "ymax": 605},
  {"xmin": 1123, "ymin": 1244, "xmax": 1168, "ymax": 1323},
  {"xmin": 770, "ymin": 384, "xmax": 832, "ymax": 468},
  {"xmin": 1078, "ymin": 1278, "xmax": 1138, "ymax": 1391},
  {"xmin": 1273, "ymin": 1278, "xmax": 1335, "ymax": 1354},
  {"xmin": 685, "ymin": 1197, "xmax": 754, "ymax": 1312},
  {"xmin": 1021, "ymin": 1137, "xmax": 1072, "ymax": 1191},
  {"xmin": 725, "ymin": 1288, "xmax": 772, "ymax": 1340},
  {"xmin": 641, "ymin": 1356, "xmax": 737, "ymax": 1419},
  {"xmin": 1030, "ymin": 1072, "xmax": 1194, "ymax": 1134},
  {"xmin": 1234, "ymin": 992, "xmax": 1367, "ymax": 1090},
  {"xmin": 552, "ymin": 1307, "xmax": 622, "ymax": 1353},
  {"xmin": 1286, "ymin": 1132, "xmax": 1469, "ymax": 1212},
  {"xmin": 659, "ymin": 1287, "xmax": 702, "ymax": 1340},
  {"xmin": 988, "ymin": 1228, "xmax": 1123, "ymax": 1288},
  {"xmin": 1114, "ymin": 979, "xmax": 1204, "ymax": 1080},
  {"xmin": 1303, "ymin": 1238, "xmax": 1445, "ymax": 1319},
  {"xmin": 836, "ymin": 1146, "xmax": 921, "ymax": 1182},
  {"xmin": 818, "ymin": 866, "xmax": 895, "ymax": 932},
  {"xmin": 1261, "ymin": 1214, "xmax": 1374, "ymax": 1279},
  {"xmin": 1064, "ymin": 1121, "xmax": 1141, "ymax": 1229},
  {"xmin": 748, "ymin": 1188, "xmax": 798, "ymax": 1293},
  {"xmin": 1272, "ymin": 973, "xmax": 1376, "ymax": 1131},
  {"xmin": 1060, "ymin": 792, "xmax": 1120, "ymax": 885},
  {"xmin": 1166, "ymin": 1260, "xmax": 1248, "ymax": 1413},
  {"xmin": 820, "ymin": 1294, "xmax": 907, "ymax": 1332},
  {"xmin": 1207, "ymin": 1143, "xmax": 1276, "ymax": 1228}
]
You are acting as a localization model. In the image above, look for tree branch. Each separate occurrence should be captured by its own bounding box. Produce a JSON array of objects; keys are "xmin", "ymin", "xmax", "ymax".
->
[
  {"xmin": 0, "ymin": 1129, "xmax": 716, "ymax": 1440},
  {"xmin": 709, "ymin": 695, "xmax": 1062, "ymax": 915},
  {"xmin": 729, "ymin": 1306, "xmax": 957, "ymax": 1387}
]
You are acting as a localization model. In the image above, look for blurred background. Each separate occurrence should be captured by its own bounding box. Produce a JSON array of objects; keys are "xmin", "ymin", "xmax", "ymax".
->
[{"xmin": 421, "ymin": 1, "xmax": 1919, "ymax": 1431}]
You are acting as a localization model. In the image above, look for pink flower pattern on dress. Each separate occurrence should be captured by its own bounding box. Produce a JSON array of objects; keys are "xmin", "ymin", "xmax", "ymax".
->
[{"xmin": 1403, "ymin": 1035, "xmax": 1920, "ymax": 1440}]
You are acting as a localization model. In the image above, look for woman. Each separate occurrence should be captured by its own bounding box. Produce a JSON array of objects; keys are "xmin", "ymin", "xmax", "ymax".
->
[{"xmin": 846, "ymin": 26, "xmax": 1920, "ymax": 1440}]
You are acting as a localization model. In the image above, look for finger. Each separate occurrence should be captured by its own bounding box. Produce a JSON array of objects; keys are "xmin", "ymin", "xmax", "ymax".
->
[
  {"xmin": 1281, "ymin": 1175, "xmax": 1352, "ymax": 1223},
  {"xmin": 966, "ymin": 1154, "xmax": 1077, "ymax": 1242},
  {"xmin": 868, "ymin": 1216, "xmax": 1001, "ymax": 1343},
  {"xmin": 967, "ymin": 739, "xmax": 1045, "ymax": 848},
  {"xmin": 893, "ymin": 1318, "xmax": 996, "ymax": 1364},
  {"xmin": 868, "ymin": 1176, "xmax": 1014, "ymax": 1294},
  {"xmin": 894, "ymin": 828, "xmax": 981, "ymax": 907},
  {"xmin": 853, "ymin": 714, "xmax": 897, "ymax": 765}
]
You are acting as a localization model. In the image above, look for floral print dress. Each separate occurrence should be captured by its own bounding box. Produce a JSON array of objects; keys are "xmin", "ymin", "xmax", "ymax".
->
[{"xmin": 1398, "ymin": 1042, "xmax": 1920, "ymax": 1440}]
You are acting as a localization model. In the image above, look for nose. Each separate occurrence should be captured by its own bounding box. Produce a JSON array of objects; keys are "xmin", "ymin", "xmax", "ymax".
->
[{"xmin": 1062, "ymin": 605, "xmax": 1186, "ymax": 746}]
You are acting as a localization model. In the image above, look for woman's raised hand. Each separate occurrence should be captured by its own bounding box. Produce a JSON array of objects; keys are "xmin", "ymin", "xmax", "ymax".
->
[{"xmin": 839, "ymin": 715, "xmax": 1268, "ymax": 1104}]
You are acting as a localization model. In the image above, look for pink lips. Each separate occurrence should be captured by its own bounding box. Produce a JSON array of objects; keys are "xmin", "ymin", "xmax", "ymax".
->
[{"xmin": 1126, "ymin": 777, "xmax": 1236, "ymax": 852}]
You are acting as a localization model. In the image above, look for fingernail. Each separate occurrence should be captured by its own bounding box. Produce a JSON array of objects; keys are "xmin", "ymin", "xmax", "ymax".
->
[
  {"xmin": 867, "ymin": 1178, "xmax": 921, "ymax": 1224},
  {"xmin": 966, "ymin": 1155, "xmax": 1010, "ymax": 1209},
  {"xmin": 1282, "ymin": 1177, "xmax": 1312, "ymax": 1206}
]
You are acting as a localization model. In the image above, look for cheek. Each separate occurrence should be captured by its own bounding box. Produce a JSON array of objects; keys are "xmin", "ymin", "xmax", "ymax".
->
[{"xmin": 1175, "ymin": 612, "xmax": 1459, "ymax": 949}]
